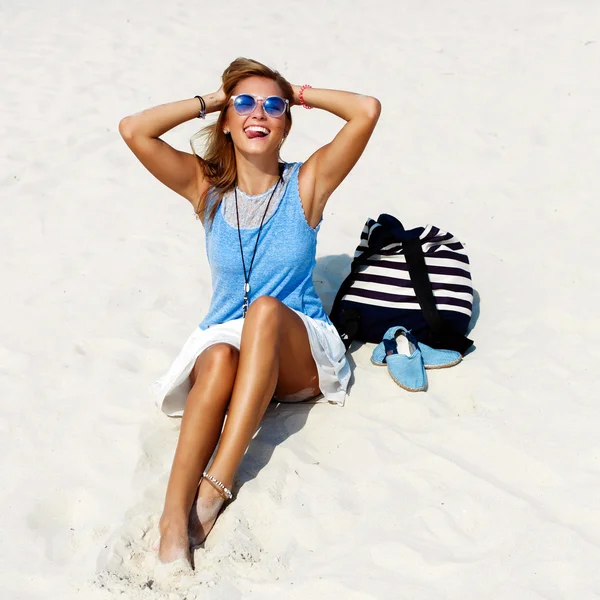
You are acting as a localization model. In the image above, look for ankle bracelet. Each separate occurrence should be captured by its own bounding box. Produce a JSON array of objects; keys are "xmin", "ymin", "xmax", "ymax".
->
[{"xmin": 202, "ymin": 472, "xmax": 233, "ymax": 500}]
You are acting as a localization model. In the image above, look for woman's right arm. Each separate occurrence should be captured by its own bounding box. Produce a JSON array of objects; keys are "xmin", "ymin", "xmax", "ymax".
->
[{"xmin": 118, "ymin": 90, "xmax": 225, "ymax": 205}]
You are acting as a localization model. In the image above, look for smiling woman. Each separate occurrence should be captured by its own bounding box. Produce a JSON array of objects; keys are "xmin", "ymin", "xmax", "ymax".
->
[{"xmin": 118, "ymin": 57, "xmax": 380, "ymax": 571}]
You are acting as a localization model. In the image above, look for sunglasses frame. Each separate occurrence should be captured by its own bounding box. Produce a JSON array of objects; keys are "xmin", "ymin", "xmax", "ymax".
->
[{"xmin": 230, "ymin": 94, "xmax": 290, "ymax": 118}]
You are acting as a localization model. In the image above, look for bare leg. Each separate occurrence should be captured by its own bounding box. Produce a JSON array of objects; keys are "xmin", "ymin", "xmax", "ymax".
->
[
  {"xmin": 191, "ymin": 297, "xmax": 320, "ymax": 544},
  {"xmin": 158, "ymin": 343, "xmax": 239, "ymax": 564}
]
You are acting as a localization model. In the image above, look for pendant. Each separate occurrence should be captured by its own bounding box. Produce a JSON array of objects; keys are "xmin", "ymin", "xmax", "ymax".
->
[{"xmin": 243, "ymin": 284, "xmax": 249, "ymax": 318}]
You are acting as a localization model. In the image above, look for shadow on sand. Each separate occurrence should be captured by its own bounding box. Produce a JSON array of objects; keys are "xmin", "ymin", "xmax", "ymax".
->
[{"xmin": 225, "ymin": 254, "xmax": 480, "ymax": 489}]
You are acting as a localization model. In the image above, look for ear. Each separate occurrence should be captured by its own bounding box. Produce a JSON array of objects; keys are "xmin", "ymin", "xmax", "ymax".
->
[{"xmin": 220, "ymin": 109, "xmax": 230, "ymax": 136}]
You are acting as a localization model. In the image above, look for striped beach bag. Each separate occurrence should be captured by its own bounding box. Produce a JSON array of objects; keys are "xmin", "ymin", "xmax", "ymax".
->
[{"xmin": 330, "ymin": 214, "xmax": 474, "ymax": 354}]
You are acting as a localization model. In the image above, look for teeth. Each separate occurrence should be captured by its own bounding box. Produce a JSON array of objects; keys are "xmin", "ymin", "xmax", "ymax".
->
[{"xmin": 245, "ymin": 126, "xmax": 270, "ymax": 135}]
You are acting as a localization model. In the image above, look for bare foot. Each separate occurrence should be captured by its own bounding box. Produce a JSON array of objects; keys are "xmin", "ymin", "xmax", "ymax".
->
[
  {"xmin": 188, "ymin": 478, "xmax": 227, "ymax": 547},
  {"xmin": 158, "ymin": 516, "xmax": 192, "ymax": 566}
]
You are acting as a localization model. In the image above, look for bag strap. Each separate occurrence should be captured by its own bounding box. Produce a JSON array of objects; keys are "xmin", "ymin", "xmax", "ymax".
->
[
  {"xmin": 331, "ymin": 215, "xmax": 406, "ymax": 315},
  {"xmin": 330, "ymin": 243, "xmax": 383, "ymax": 349},
  {"xmin": 330, "ymin": 241, "xmax": 383, "ymax": 330},
  {"xmin": 403, "ymin": 237, "xmax": 473, "ymax": 354}
]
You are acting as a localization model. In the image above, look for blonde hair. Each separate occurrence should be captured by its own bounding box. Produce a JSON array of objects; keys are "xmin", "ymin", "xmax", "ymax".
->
[{"xmin": 191, "ymin": 57, "xmax": 294, "ymax": 224}]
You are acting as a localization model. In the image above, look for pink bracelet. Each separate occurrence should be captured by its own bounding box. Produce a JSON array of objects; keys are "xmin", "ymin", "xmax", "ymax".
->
[{"xmin": 299, "ymin": 84, "xmax": 313, "ymax": 109}]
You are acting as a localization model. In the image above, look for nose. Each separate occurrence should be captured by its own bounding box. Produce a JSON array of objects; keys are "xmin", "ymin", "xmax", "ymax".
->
[{"xmin": 250, "ymin": 99, "xmax": 266, "ymax": 118}]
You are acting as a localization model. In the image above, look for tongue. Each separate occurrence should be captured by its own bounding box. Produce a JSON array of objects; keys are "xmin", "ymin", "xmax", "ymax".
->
[{"xmin": 246, "ymin": 130, "xmax": 267, "ymax": 139}]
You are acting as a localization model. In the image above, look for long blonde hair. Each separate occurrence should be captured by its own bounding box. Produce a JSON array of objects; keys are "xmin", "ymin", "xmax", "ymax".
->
[{"xmin": 191, "ymin": 58, "xmax": 294, "ymax": 224}]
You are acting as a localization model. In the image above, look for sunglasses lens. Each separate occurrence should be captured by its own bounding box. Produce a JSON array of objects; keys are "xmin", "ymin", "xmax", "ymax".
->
[
  {"xmin": 264, "ymin": 96, "xmax": 287, "ymax": 117},
  {"xmin": 233, "ymin": 94, "xmax": 256, "ymax": 114}
]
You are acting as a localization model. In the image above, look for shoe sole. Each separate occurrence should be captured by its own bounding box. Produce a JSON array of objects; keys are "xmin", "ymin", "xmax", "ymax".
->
[
  {"xmin": 423, "ymin": 356, "xmax": 462, "ymax": 370},
  {"xmin": 387, "ymin": 368, "xmax": 428, "ymax": 392},
  {"xmin": 371, "ymin": 356, "xmax": 462, "ymax": 370}
]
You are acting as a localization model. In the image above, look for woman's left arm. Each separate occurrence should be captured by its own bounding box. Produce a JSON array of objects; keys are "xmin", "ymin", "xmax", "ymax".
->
[{"xmin": 294, "ymin": 85, "xmax": 381, "ymax": 226}]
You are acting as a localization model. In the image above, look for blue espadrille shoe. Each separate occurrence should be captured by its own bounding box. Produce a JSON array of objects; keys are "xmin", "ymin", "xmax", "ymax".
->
[
  {"xmin": 418, "ymin": 344, "xmax": 462, "ymax": 369},
  {"xmin": 370, "ymin": 326, "xmax": 403, "ymax": 366},
  {"xmin": 371, "ymin": 326, "xmax": 427, "ymax": 392},
  {"xmin": 371, "ymin": 326, "xmax": 462, "ymax": 370}
]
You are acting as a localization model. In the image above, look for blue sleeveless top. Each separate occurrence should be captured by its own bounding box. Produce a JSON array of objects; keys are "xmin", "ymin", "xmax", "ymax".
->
[{"xmin": 199, "ymin": 162, "xmax": 330, "ymax": 329}]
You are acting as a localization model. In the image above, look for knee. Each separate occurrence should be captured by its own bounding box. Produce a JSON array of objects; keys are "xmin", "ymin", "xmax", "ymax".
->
[
  {"xmin": 245, "ymin": 296, "xmax": 284, "ymax": 328},
  {"xmin": 203, "ymin": 343, "xmax": 239, "ymax": 369},
  {"xmin": 192, "ymin": 343, "xmax": 239, "ymax": 384}
]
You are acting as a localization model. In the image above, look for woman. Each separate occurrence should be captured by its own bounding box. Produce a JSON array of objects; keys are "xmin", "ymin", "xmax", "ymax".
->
[{"xmin": 119, "ymin": 58, "xmax": 380, "ymax": 567}]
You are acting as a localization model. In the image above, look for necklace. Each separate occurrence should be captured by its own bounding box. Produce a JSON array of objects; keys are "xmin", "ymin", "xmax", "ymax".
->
[{"xmin": 234, "ymin": 175, "xmax": 282, "ymax": 317}]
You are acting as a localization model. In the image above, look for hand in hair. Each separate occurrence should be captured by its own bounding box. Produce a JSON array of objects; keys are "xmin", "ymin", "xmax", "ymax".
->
[{"xmin": 214, "ymin": 85, "xmax": 227, "ymax": 110}]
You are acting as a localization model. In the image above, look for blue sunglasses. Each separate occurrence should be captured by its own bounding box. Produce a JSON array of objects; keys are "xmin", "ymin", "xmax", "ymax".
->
[{"xmin": 230, "ymin": 94, "xmax": 289, "ymax": 118}]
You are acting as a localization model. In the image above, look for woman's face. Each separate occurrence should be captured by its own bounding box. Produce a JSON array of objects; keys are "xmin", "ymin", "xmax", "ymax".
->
[{"xmin": 223, "ymin": 76, "xmax": 289, "ymax": 157}]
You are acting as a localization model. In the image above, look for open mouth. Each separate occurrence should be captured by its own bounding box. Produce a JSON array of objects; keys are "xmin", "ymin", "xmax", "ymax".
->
[{"xmin": 244, "ymin": 125, "xmax": 270, "ymax": 140}]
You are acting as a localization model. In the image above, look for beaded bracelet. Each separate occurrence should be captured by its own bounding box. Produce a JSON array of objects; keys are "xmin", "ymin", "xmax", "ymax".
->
[
  {"xmin": 202, "ymin": 471, "xmax": 233, "ymax": 500},
  {"xmin": 298, "ymin": 84, "xmax": 313, "ymax": 110}
]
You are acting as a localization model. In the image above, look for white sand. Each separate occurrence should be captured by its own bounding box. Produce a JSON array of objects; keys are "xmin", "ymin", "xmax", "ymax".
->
[{"xmin": 2, "ymin": 0, "xmax": 600, "ymax": 598}]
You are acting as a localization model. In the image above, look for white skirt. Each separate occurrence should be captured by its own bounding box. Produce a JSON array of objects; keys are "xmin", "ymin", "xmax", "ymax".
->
[{"xmin": 151, "ymin": 310, "xmax": 351, "ymax": 417}]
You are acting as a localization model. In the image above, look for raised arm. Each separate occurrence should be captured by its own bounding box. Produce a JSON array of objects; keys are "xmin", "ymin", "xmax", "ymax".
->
[
  {"xmin": 295, "ymin": 86, "xmax": 381, "ymax": 228},
  {"xmin": 118, "ymin": 90, "xmax": 225, "ymax": 205}
]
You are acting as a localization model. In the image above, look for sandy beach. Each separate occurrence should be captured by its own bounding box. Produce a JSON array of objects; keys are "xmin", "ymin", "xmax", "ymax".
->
[{"xmin": 2, "ymin": 0, "xmax": 600, "ymax": 598}]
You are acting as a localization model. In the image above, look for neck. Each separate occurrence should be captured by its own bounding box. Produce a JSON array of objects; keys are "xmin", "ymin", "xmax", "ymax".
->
[{"xmin": 234, "ymin": 151, "xmax": 281, "ymax": 196}]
